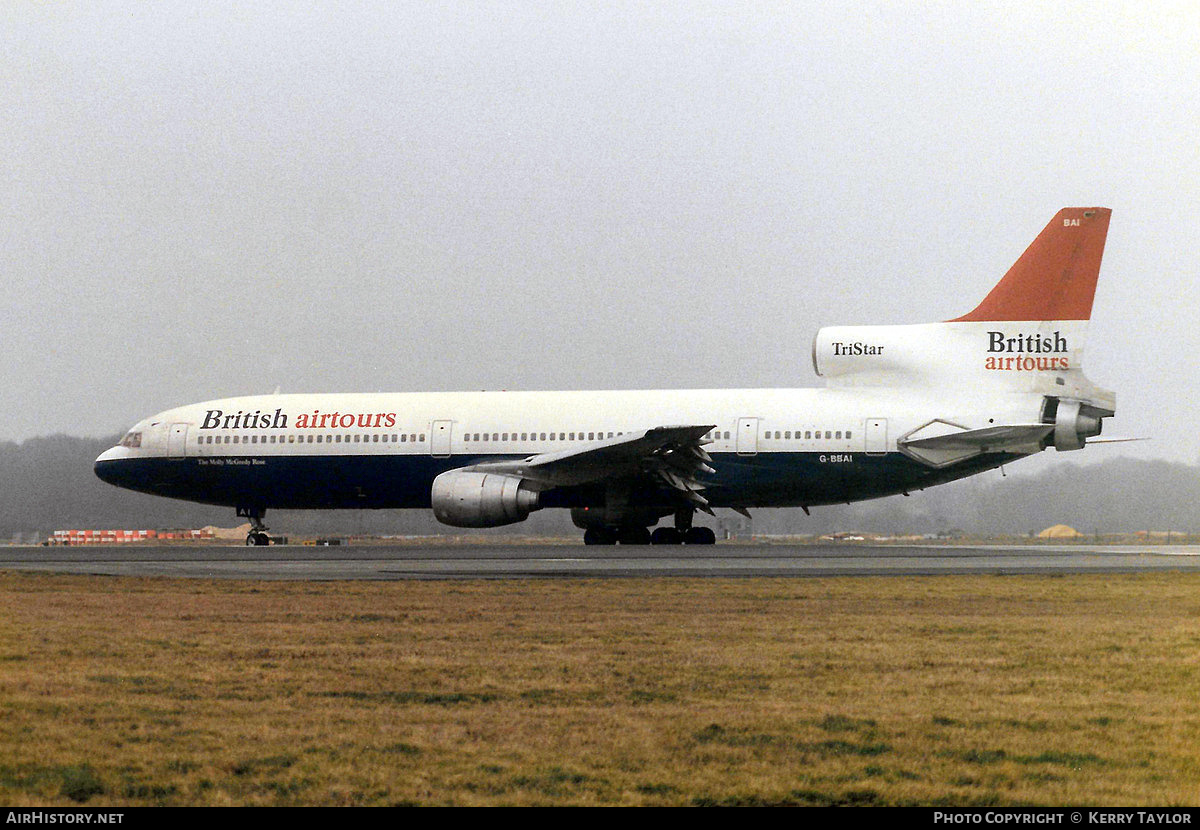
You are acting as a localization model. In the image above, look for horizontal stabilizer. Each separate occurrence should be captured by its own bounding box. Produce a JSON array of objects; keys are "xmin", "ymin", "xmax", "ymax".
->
[
  {"xmin": 902, "ymin": 424, "xmax": 1053, "ymax": 451},
  {"xmin": 899, "ymin": 421, "xmax": 1052, "ymax": 468}
]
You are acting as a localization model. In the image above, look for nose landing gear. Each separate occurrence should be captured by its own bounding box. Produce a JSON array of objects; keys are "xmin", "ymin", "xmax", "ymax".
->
[{"xmin": 238, "ymin": 507, "xmax": 271, "ymax": 546}]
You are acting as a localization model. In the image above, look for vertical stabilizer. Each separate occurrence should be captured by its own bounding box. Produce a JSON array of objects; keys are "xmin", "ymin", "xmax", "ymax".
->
[
  {"xmin": 812, "ymin": 208, "xmax": 1115, "ymax": 413},
  {"xmin": 951, "ymin": 208, "xmax": 1111, "ymax": 323}
]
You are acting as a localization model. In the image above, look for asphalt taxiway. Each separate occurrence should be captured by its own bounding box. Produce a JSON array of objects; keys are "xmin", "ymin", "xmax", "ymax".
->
[{"xmin": 2, "ymin": 543, "xmax": 1200, "ymax": 580}]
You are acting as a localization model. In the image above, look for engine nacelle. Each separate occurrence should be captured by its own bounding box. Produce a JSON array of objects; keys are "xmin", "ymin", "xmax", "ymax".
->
[
  {"xmin": 431, "ymin": 471, "xmax": 541, "ymax": 528},
  {"xmin": 1048, "ymin": 397, "xmax": 1105, "ymax": 451},
  {"xmin": 811, "ymin": 324, "xmax": 948, "ymax": 385}
]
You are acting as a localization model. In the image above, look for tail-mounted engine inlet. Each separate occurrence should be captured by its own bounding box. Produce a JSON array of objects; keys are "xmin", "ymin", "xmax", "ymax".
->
[{"xmin": 1043, "ymin": 397, "xmax": 1107, "ymax": 452}]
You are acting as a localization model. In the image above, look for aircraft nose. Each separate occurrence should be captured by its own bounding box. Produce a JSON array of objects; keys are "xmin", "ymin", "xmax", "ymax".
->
[{"xmin": 94, "ymin": 446, "xmax": 131, "ymax": 486}]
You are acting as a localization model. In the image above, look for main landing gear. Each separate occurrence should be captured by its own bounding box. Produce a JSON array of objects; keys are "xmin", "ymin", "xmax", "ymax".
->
[
  {"xmin": 582, "ymin": 508, "xmax": 717, "ymax": 546},
  {"xmin": 238, "ymin": 507, "xmax": 271, "ymax": 546},
  {"xmin": 650, "ymin": 526, "xmax": 716, "ymax": 545}
]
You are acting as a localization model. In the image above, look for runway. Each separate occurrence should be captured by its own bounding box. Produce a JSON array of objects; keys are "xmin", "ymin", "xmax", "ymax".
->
[{"xmin": 3, "ymin": 542, "xmax": 1200, "ymax": 580}]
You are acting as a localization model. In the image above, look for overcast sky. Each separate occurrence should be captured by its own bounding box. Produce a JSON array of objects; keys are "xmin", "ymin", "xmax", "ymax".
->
[{"xmin": 3, "ymin": 2, "xmax": 1198, "ymax": 465}]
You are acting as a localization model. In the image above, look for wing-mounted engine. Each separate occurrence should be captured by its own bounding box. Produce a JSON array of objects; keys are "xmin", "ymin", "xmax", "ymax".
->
[{"xmin": 430, "ymin": 470, "xmax": 541, "ymax": 528}]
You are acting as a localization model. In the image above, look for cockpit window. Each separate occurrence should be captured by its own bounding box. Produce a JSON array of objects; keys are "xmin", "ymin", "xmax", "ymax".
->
[{"xmin": 119, "ymin": 431, "xmax": 142, "ymax": 448}]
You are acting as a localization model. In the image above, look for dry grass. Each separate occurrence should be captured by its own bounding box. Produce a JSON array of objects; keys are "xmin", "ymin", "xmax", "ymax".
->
[{"xmin": 2, "ymin": 571, "xmax": 1200, "ymax": 806}]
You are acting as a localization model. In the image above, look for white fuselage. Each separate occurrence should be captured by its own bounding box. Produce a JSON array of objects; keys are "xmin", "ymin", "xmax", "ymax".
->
[{"xmin": 95, "ymin": 385, "xmax": 1046, "ymax": 513}]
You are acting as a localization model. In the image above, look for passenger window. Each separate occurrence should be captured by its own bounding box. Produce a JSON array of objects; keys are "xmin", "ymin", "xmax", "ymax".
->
[
  {"xmin": 836, "ymin": 431, "xmax": 842, "ymax": 439},
  {"xmin": 825, "ymin": 431, "xmax": 832, "ymax": 439},
  {"xmin": 846, "ymin": 431, "xmax": 852, "ymax": 439},
  {"xmin": 316, "ymin": 435, "xmax": 322, "ymax": 443},
  {"xmin": 419, "ymin": 435, "xmax": 425, "ymax": 442},
  {"xmin": 400, "ymin": 434, "xmax": 407, "ymax": 442}
]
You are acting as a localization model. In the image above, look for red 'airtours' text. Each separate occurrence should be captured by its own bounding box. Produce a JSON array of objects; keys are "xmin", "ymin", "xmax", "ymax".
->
[
  {"xmin": 294, "ymin": 411, "xmax": 397, "ymax": 429},
  {"xmin": 984, "ymin": 356, "xmax": 1070, "ymax": 371}
]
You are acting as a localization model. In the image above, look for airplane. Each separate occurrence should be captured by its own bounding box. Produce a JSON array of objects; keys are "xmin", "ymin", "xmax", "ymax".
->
[{"xmin": 96, "ymin": 207, "xmax": 1117, "ymax": 546}]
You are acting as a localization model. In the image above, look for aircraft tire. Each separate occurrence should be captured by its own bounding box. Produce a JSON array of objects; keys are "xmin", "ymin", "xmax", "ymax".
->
[
  {"xmin": 651, "ymin": 527, "xmax": 683, "ymax": 545},
  {"xmin": 583, "ymin": 527, "xmax": 616, "ymax": 546},
  {"xmin": 684, "ymin": 526, "xmax": 717, "ymax": 545}
]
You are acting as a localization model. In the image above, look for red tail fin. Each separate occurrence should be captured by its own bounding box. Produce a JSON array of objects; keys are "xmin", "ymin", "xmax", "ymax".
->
[{"xmin": 951, "ymin": 208, "xmax": 1111, "ymax": 322}]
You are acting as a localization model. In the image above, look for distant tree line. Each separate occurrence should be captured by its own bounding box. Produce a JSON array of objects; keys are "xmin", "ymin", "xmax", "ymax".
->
[{"xmin": 1, "ymin": 435, "xmax": 1197, "ymax": 541}]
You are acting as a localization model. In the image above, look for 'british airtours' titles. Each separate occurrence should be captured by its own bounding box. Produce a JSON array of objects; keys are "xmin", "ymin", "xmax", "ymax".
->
[
  {"xmin": 200, "ymin": 408, "xmax": 398, "ymax": 431},
  {"xmin": 986, "ymin": 330, "xmax": 1070, "ymax": 372}
]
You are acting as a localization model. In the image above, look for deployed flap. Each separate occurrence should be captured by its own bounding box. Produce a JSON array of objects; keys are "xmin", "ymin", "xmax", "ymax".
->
[
  {"xmin": 466, "ymin": 425, "xmax": 716, "ymax": 500},
  {"xmin": 898, "ymin": 420, "xmax": 1051, "ymax": 468}
]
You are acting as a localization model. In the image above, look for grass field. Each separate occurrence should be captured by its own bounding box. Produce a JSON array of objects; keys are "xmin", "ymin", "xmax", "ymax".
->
[{"xmin": 2, "ymin": 571, "xmax": 1200, "ymax": 806}]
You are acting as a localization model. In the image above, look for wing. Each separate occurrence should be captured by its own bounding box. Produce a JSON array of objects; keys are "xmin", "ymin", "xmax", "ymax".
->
[{"xmin": 465, "ymin": 425, "xmax": 718, "ymax": 512}]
